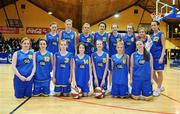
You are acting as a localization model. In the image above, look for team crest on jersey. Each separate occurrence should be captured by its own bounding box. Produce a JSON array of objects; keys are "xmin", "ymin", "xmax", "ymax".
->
[
  {"xmin": 84, "ymin": 59, "xmax": 89, "ymax": 64},
  {"xmin": 103, "ymin": 58, "xmax": 107, "ymax": 63},
  {"xmin": 138, "ymin": 59, "xmax": 145, "ymax": 65},
  {"xmin": 153, "ymin": 37, "xmax": 159, "ymax": 42},
  {"xmin": 116, "ymin": 63, "xmax": 123, "ymax": 69},
  {"xmin": 113, "ymin": 43, "xmax": 117, "ymax": 46},
  {"xmin": 123, "ymin": 59, "xmax": 126, "ymax": 64},
  {"xmin": 64, "ymin": 58, "xmax": 69, "ymax": 63},
  {"xmin": 131, "ymin": 37, "xmax": 134, "ymax": 42},
  {"xmin": 103, "ymin": 37, "xmax": 106, "ymax": 42},
  {"xmin": 28, "ymin": 54, "xmax": 33, "ymax": 59},
  {"xmin": 44, "ymin": 57, "xmax": 50, "ymax": 62},
  {"xmin": 116, "ymin": 38, "xmax": 121, "ymax": 42},
  {"xmin": 87, "ymin": 38, "xmax": 91, "ymax": 42},
  {"xmin": 71, "ymin": 35, "xmax": 74, "ymax": 39}
]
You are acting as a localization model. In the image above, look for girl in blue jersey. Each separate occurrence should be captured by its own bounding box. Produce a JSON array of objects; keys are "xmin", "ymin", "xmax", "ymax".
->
[
  {"xmin": 130, "ymin": 40, "xmax": 153, "ymax": 100},
  {"xmin": 79, "ymin": 23, "xmax": 94, "ymax": 55},
  {"xmin": 92, "ymin": 40, "xmax": 109, "ymax": 91},
  {"xmin": 45, "ymin": 22, "xmax": 59, "ymax": 54},
  {"xmin": 150, "ymin": 21, "xmax": 166, "ymax": 96},
  {"xmin": 108, "ymin": 24, "xmax": 122, "ymax": 57},
  {"xmin": 12, "ymin": 37, "xmax": 36, "ymax": 98},
  {"xmin": 94, "ymin": 22, "xmax": 108, "ymax": 53},
  {"xmin": 122, "ymin": 23, "xmax": 137, "ymax": 56},
  {"xmin": 59, "ymin": 19, "xmax": 76, "ymax": 55},
  {"xmin": 53, "ymin": 40, "xmax": 73, "ymax": 96},
  {"xmin": 111, "ymin": 41, "xmax": 129, "ymax": 98},
  {"xmin": 33, "ymin": 39, "xmax": 53, "ymax": 96},
  {"xmin": 137, "ymin": 27, "xmax": 152, "ymax": 52},
  {"xmin": 73, "ymin": 43, "xmax": 92, "ymax": 97}
]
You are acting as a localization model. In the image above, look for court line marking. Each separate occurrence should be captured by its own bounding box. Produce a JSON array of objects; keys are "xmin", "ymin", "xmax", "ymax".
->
[
  {"xmin": 9, "ymin": 97, "xmax": 31, "ymax": 114},
  {"xmin": 161, "ymin": 93, "xmax": 180, "ymax": 103},
  {"xmin": 60, "ymin": 97, "xmax": 173, "ymax": 114}
]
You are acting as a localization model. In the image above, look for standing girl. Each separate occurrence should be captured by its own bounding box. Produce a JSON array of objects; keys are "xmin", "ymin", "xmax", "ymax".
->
[
  {"xmin": 59, "ymin": 19, "xmax": 76, "ymax": 55},
  {"xmin": 123, "ymin": 23, "xmax": 136, "ymax": 56},
  {"xmin": 130, "ymin": 40, "xmax": 153, "ymax": 100},
  {"xmin": 12, "ymin": 37, "xmax": 35, "ymax": 98},
  {"xmin": 45, "ymin": 22, "xmax": 59, "ymax": 54},
  {"xmin": 79, "ymin": 23, "xmax": 94, "ymax": 55},
  {"xmin": 111, "ymin": 41, "xmax": 129, "ymax": 98},
  {"xmin": 53, "ymin": 40, "xmax": 73, "ymax": 96},
  {"xmin": 73, "ymin": 43, "xmax": 92, "ymax": 96},
  {"xmin": 33, "ymin": 39, "xmax": 53, "ymax": 96},
  {"xmin": 94, "ymin": 22, "xmax": 108, "ymax": 53},
  {"xmin": 150, "ymin": 21, "xmax": 166, "ymax": 96}
]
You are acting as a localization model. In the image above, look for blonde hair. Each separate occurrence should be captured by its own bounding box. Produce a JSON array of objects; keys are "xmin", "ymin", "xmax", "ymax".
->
[
  {"xmin": 138, "ymin": 27, "xmax": 147, "ymax": 33},
  {"xmin": 59, "ymin": 39, "xmax": 68, "ymax": 46},
  {"xmin": 65, "ymin": 19, "xmax": 72, "ymax": 24},
  {"xmin": 20, "ymin": 37, "xmax": 31, "ymax": 48},
  {"xmin": 126, "ymin": 23, "xmax": 134, "ymax": 31},
  {"xmin": 50, "ymin": 22, "xmax": 57, "ymax": 27}
]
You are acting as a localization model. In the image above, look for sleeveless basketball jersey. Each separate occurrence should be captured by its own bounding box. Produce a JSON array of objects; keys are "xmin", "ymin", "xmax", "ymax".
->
[
  {"xmin": 74, "ymin": 54, "xmax": 90, "ymax": 87},
  {"xmin": 123, "ymin": 33, "xmax": 136, "ymax": 56},
  {"xmin": 16, "ymin": 50, "xmax": 33, "ymax": 77},
  {"xmin": 150, "ymin": 32, "xmax": 163, "ymax": 59},
  {"xmin": 61, "ymin": 30, "xmax": 75, "ymax": 55},
  {"xmin": 111, "ymin": 54, "xmax": 128, "ymax": 85},
  {"xmin": 133, "ymin": 52, "xmax": 151, "ymax": 81},
  {"xmin": 92, "ymin": 52, "xmax": 107, "ymax": 79},
  {"xmin": 46, "ymin": 33, "xmax": 59, "ymax": 54},
  {"xmin": 109, "ymin": 32, "xmax": 122, "ymax": 57},
  {"xmin": 94, "ymin": 32, "xmax": 108, "ymax": 53},
  {"xmin": 79, "ymin": 33, "xmax": 94, "ymax": 55},
  {"xmin": 34, "ymin": 51, "xmax": 52, "ymax": 81},
  {"xmin": 55, "ymin": 52, "xmax": 73, "ymax": 85}
]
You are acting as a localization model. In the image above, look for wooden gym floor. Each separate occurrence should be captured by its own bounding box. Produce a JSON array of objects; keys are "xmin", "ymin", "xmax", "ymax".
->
[{"xmin": 0, "ymin": 64, "xmax": 180, "ymax": 114}]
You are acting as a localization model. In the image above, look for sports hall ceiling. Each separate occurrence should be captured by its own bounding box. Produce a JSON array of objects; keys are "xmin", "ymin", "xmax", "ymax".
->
[{"xmin": 0, "ymin": 0, "xmax": 180, "ymax": 30}]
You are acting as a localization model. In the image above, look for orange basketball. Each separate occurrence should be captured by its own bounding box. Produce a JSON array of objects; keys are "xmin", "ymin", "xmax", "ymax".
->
[{"xmin": 94, "ymin": 87, "xmax": 105, "ymax": 99}]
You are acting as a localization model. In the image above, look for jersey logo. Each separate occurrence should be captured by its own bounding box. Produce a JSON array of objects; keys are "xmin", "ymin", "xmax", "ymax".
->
[
  {"xmin": 39, "ymin": 61, "xmax": 46, "ymax": 66},
  {"xmin": 71, "ymin": 35, "xmax": 74, "ymax": 39},
  {"xmin": 79, "ymin": 64, "xmax": 85, "ymax": 69},
  {"xmin": 28, "ymin": 54, "xmax": 33, "ymax": 59},
  {"xmin": 116, "ymin": 38, "xmax": 121, "ymax": 42},
  {"xmin": 87, "ymin": 38, "xmax": 91, "ymax": 42},
  {"xmin": 65, "ymin": 58, "xmax": 69, "ymax": 63},
  {"xmin": 60, "ymin": 63, "xmax": 66, "ymax": 68},
  {"xmin": 44, "ymin": 56, "xmax": 50, "ymax": 62},
  {"xmin": 113, "ymin": 42, "xmax": 117, "ymax": 46},
  {"xmin": 52, "ymin": 41, "xmax": 57, "ymax": 45},
  {"xmin": 123, "ymin": 59, "xmax": 126, "ymax": 64},
  {"xmin": 131, "ymin": 37, "xmax": 134, "ymax": 42},
  {"xmin": 103, "ymin": 58, "xmax": 107, "ymax": 63},
  {"xmin": 84, "ymin": 59, "xmax": 89, "ymax": 64},
  {"xmin": 23, "ymin": 58, "xmax": 31, "ymax": 64},
  {"xmin": 138, "ymin": 59, "xmax": 145, "ymax": 65},
  {"xmin": 126, "ymin": 41, "xmax": 131, "ymax": 46},
  {"xmin": 116, "ymin": 63, "xmax": 123, "ymax": 69},
  {"xmin": 103, "ymin": 37, "xmax": 107, "ymax": 42},
  {"xmin": 98, "ymin": 62, "xmax": 103, "ymax": 67},
  {"xmin": 153, "ymin": 37, "xmax": 159, "ymax": 42}
]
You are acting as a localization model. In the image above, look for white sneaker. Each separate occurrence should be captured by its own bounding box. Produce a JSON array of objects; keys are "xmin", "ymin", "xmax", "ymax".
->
[
  {"xmin": 153, "ymin": 88, "xmax": 160, "ymax": 97},
  {"xmin": 160, "ymin": 86, "xmax": 165, "ymax": 92}
]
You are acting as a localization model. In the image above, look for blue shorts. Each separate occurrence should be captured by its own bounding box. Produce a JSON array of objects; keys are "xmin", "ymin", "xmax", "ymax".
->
[
  {"xmin": 93, "ymin": 76, "xmax": 108, "ymax": 90},
  {"xmin": 54, "ymin": 84, "xmax": 71, "ymax": 94},
  {"xmin": 14, "ymin": 76, "xmax": 33, "ymax": 98},
  {"xmin": 33, "ymin": 80, "xmax": 50, "ymax": 96},
  {"xmin": 153, "ymin": 58, "xmax": 165, "ymax": 70},
  {"xmin": 77, "ymin": 84, "xmax": 89, "ymax": 93},
  {"xmin": 132, "ymin": 80, "xmax": 152, "ymax": 97},
  {"xmin": 111, "ymin": 84, "xmax": 128, "ymax": 97}
]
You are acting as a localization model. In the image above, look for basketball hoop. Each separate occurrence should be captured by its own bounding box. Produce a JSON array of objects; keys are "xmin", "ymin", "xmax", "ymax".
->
[{"xmin": 150, "ymin": 12, "xmax": 163, "ymax": 22}]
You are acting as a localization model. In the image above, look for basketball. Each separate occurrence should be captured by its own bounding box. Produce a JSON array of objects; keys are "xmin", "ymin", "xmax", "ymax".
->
[
  {"xmin": 71, "ymin": 87, "xmax": 82, "ymax": 99},
  {"xmin": 94, "ymin": 87, "xmax": 105, "ymax": 99}
]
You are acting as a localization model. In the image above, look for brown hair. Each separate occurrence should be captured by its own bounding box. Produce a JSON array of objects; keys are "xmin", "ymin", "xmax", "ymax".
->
[
  {"xmin": 126, "ymin": 23, "xmax": 134, "ymax": 31},
  {"xmin": 50, "ymin": 22, "xmax": 57, "ymax": 27}
]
